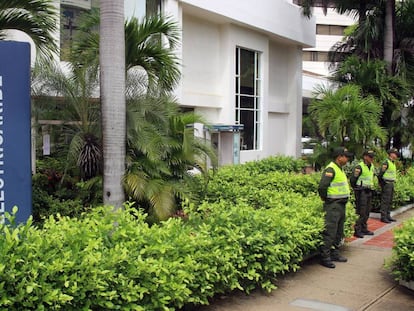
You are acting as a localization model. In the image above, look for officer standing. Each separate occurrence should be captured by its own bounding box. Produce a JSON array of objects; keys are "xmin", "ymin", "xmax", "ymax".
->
[
  {"xmin": 350, "ymin": 150, "xmax": 376, "ymax": 238},
  {"xmin": 378, "ymin": 148, "xmax": 399, "ymax": 223},
  {"xmin": 318, "ymin": 147, "xmax": 353, "ymax": 269}
]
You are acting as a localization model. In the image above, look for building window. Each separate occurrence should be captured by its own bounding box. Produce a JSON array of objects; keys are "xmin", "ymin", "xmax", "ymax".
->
[
  {"xmin": 303, "ymin": 51, "xmax": 329, "ymax": 62},
  {"xmin": 145, "ymin": 0, "xmax": 162, "ymax": 16},
  {"xmin": 235, "ymin": 47, "xmax": 261, "ymax": 151},
  {"xmin": 316, "ymin": 24, "xmax": 346, "ymax": 36},
  {"xmin": 129, "ymin": 0, "xmax": 162, "ymax": 19},
  {"xmin": 60, "ymin": 4, "xmax": 89, "ymax": 61},
  {"xmin": 293, "ymin": 0, "xmax": 335, "ymax": 8}
]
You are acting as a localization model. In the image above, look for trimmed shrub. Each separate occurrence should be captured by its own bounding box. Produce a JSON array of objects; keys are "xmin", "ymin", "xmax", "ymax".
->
[
  {"xmin": 0, "ymin": 202, "xmax": 323, "ymax": 310},
  {"xmin": 386, "ymin": 217, "xmax": 414, "ymax": 282}
]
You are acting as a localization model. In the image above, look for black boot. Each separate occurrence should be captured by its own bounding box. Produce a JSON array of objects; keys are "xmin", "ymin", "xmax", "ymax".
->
[
  {"xmin": 320, "ymin": 258, "xmax": 335, "ymax": 268},
  {"xmin": 354, "ymin": 231, "xmax": 364, "ymax": 238},
  {"xmin": 362, "ymin": 229, "xmax": 374, "ymax": 235},
  {"xmin": 381, "ymin": 217, "xmax": 391, "ymax": 223},
  {"xmin": 331, "ymin": 250, "xmax": 348, "ymax": 262}
]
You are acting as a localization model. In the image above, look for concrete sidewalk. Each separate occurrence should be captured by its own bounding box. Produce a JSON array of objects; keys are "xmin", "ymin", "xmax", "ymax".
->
[{"xmin": 199, "ymin": 208, "xmax": 414, "ymax": 311}]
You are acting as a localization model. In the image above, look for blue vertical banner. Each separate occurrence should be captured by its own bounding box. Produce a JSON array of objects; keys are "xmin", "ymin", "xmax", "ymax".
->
[{"xmin": 0, "ymin": 41, "xmax": 32, "ymax": 223}]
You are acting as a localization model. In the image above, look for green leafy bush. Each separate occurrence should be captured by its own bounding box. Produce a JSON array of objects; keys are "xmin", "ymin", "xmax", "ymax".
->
[
  {"xmin": 241, "ymin": 155, "xmax": 307, "ymax": 174},
  {"xmin": 6, "ymin": 154, "xmax": 404, "ymax": 310},
  {"xmin": 0, "ymin": 202, "xmax": 324, "ymax": 310},
  {"xmin": 369, "ymin": 168, "xmax": 414, "ymax": 212},
  {"xmin": 193, "ymin": 157, "xmax": 356, "ymax": 240},
  {"xmin": 199, "ymin": 165, "xmax": 320, "ymax": 205},
  {"xmin": 386, "ymin": 217, "xmax": 414, "ymax": 282},
  {"xmin": 32, "ymin": 173, "xmax": 90, "ymax": 224}
]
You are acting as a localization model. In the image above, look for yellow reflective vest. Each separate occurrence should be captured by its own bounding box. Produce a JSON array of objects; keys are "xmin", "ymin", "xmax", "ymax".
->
[
  {"xmin": 357, "ymin": 161, "xmax": 375, "ymax": 189},
  {"xmin": 383, "ymin": 159, "xmax": 397, "ymax": 182},
  {"xmin": 326, "ymin": 162, "xmax": 350, "ymax": 199}
]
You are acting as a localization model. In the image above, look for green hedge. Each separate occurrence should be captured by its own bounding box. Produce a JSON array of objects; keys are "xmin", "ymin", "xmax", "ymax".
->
[
  {"xmin": 0, "ymin": 201, "xmax": 323, "ymax": 310},
  {"xmin": 387, "ymin": 217, "xmax": 414, "ymax": 282},
  {"xmin": 196, "ymin": 157, "xmax": 357, "ymax": 239},
  {"xmin": 5, "ymin": 155, "xmax": 411, "ymax": 309}
]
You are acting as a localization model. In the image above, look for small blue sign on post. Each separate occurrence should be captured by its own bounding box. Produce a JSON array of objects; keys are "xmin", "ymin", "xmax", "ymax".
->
[{"xmin": 0, "ymin": 41, "xmax": 32, "ymax": 223}]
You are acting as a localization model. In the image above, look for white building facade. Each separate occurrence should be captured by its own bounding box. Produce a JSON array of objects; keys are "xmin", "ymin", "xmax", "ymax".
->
[
  {"xmin": 8, "ymin": 0, "xmax": 315, "ymax": 165},
  {"xmin": 159, "ymin": 0, "xmax": 315, "ymax": 163}
]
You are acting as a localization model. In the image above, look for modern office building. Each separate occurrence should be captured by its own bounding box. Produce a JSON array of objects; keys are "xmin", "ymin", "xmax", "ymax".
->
[
  {"xmin": 299, "ymin": 5, "xmax": 355, "ymax": 141},
  {"xmin": 8, "ymin": 0, "xmax": 315, "ymax": 165}
]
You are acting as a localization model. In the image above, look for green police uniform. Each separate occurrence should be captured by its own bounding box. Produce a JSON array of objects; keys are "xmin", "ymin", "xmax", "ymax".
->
[
  {"xmin": 318, "ymin": 161, "xmax": 350, "ymax": 264},
  {"xmin": 350, "ymin": 161, "xmax": 375, "ymax": 236},
  {"xmin": 378, "ymin": 159, "xmax": 397, "ymax": 221}
]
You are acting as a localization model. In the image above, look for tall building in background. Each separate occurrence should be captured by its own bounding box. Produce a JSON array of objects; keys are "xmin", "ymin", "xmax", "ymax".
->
[
  {"xmin": 299, "ymin": 6, "xmax": 356, "ymax": 139},
  {"xmin": 60, "ymin": 0, "xmax": 99, "ymax": 60},
  {"xmin": 302, "ymin": 7, "xmax": 355, "ymax": 78}
]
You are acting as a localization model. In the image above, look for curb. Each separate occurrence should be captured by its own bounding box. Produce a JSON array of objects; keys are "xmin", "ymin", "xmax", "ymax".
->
[
  {"xmin": 399, "ymin": 280, "xmax": 414, "ymax": 291},
  {"xmin": 369, "ymin": 203, "xmax": 414, "ymax": 219}
]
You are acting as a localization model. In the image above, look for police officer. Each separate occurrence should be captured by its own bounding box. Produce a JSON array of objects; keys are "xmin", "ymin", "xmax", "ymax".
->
[
  {"xmin": 318, "ymin": 147, "xmax": 353, "ymax": 268},
  {"xmin": 350, "ymin": 150, "xmax": 375, "ymax": 238},
  {"xmin": 378, "ymin": 148, "xmax": 399, "ymax": 223}
]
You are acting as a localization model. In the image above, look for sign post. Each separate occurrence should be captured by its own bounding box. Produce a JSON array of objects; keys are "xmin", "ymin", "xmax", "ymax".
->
[{"xmin": 0, "ymin": 41, "xmax": 32, "ymax": 223}]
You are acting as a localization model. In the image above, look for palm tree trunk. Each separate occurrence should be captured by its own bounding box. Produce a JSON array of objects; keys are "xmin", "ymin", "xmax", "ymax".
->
[
  {"xmin": 100, "ymin": 0, "xmax": 126, "ymax": 208},
  {"xmin": 383, "ymin": 0, "xmax": 395, "ymax": 73}
]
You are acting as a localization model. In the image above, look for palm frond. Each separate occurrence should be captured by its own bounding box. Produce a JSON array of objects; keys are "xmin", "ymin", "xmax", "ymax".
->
[{"xmin": 0, "ymin": 0, "xmax": 58, "ymax": 59}]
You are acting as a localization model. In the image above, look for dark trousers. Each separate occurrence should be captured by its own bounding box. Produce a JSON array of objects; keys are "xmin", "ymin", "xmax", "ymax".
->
[
  {"xmin": 380, "ymin": 182, "xmax": 394, "ymax": 219},
  {"xmin": 321, "ymin": 200, "xmax": 346, "ymax": 259},
  {"xmin": 354, "ymin": 189, "xmax": 372, "ymax": 233}
]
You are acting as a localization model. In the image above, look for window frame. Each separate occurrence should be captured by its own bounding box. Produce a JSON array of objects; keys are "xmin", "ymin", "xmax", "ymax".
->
[{"xmin": 235, "ymin": 47, "xmax": 262, "ymax": 151}]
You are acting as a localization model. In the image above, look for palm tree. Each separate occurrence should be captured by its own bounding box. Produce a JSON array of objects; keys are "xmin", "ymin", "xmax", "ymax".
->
[
  {"xmin": 70, "ymin": 8, "xmax": 181, "ymax": 92},
  {"xmin": 302, "ymin": 1, "xmax": 414, "ymax": 152},
  {"xmin": 124, "ymin": 91, "xmax": 217, "ymax": 221},
  {"xmin": 124, "ymin": 16, "xmax": 180, "ymax": 92},
  {"xmin": 309, "ymin": 84, "xmax": 386, "ymax": 154},
  {"xmin": 327, "ymin": 1, "xmax": 414, "ymax": 150},
  {"xmin": 327, "ymin": 2, "xmax": 414, "ymax": 77},
  {"xmin": 0, "ymin": 0, "xmax": 58, "ymax": 59},
  {"xmin": 100, "ymin": 0, "xmax": 126, "ymax": 208},
  {"xmin": 32, "ymin": 60, "xmax": 102, "ymax": 180},
  {"xmin": 383, "ymin": 0, "xmax": 395, "ymax": 73},
  {"xmin": 331, "ymin": 56, "xmax": 410, "ymax": 104},
  {"xmin": 299, "ymin": 0, "xmax": 395, "ymax": 70}
]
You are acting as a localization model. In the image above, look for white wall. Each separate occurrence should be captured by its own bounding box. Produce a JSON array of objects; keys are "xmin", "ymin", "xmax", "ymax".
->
[
  {"xmin": 177, "ymin": 1, "xmax": 312, "ymax": 162},
  {"xmin": 268, "ymin": 43, "xmax": 303, "ymax": 157},
  {"xmin": 179, "ymin": 0, "xmax": 315, "ymax": 47},
  {"xmin": 181, "ymin": 15, "xmax": 224, "ymax": 109}
]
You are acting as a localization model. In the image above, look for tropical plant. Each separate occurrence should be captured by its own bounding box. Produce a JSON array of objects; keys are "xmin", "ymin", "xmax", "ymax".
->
[
  {"xmin": 328, "ymin": 1, "xmax": 414, "ymax": 82},
  {"xmin": 32, "ymin": 6, "xmax": 194, "ymax": 216},
  {"xmin": 70, "ymin": 8, "xmax": 181, "ymax": 92},
  {"xmin": 124, "ymin": 15, "xmax": 180, "ymax": 92},
  {"xmin": 302, "ymin": 1, "xmax": 414, "ymax": 152},
  {"xmin": 71, "ymin": 7, "xmax": 182, "ymax": 209},
  {"xmin": 299, "ymin": 0, "xmax": 394, "ymax": 69},
  {"xmin": 32, "ymin": 60, "xmax": 102, "ymax": 181},
  {"xmin": 309, "ymin": 84, "xmax": 386, "ymax": 154},
  {"xmin": 0, "ymin": 0, "xmax": 58, "ymax": 59},
  {"xmin": 329, "ymin": 2, "xmax": 414, "ymax": 150},
  {"xmin": 124, "ymin": 90, "xmax": 217, "ymax": 221}
]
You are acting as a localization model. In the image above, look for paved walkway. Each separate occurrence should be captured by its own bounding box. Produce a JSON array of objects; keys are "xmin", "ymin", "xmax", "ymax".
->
[{"xmin": 199, "ymin": 207, "xmax": 414, "ymax": 311}]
